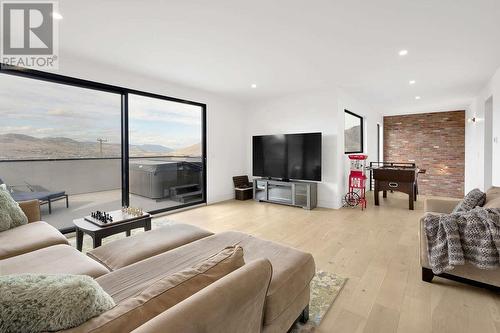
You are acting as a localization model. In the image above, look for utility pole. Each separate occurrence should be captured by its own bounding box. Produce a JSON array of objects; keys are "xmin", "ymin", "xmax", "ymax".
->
[{"xmin": 97, "ymin": 138, "xmax": 108, "ymax": 157}]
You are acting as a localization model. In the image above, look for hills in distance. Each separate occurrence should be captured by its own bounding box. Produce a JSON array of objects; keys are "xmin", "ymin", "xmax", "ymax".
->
[{"xmin": 0, "ymin": 133, "xmax": 201, "ymax": 160}]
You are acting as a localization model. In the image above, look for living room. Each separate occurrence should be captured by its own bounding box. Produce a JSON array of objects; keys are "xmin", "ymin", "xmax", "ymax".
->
[{"xmin": 1, "ymin": 1, "xmax": 500, "ymax": 333}]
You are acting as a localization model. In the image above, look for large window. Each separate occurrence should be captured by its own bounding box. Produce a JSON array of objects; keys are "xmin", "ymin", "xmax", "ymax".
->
[
  {"xmin": 344, "ymin": 110, "xmax": 363, "ymax": 154},
  {"xmin": 0, "ymin": 74, "xmax": 122, "ymax": 231},
  {"xmin": 0, "ymin": 66, "xmax": 206, "ymax": 232}
]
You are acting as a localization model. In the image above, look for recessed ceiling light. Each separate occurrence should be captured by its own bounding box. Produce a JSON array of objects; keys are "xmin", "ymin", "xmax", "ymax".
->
[
  {"xmin": 409, "ymin": 80, "xmax": 416, "ymax": 85},
  {"xmin": 399, "ymin": 49, "xmax": 408, "ymax": 56},
  {"xmin": 52, "ymin": 12, "xmax": 63, "ymax": 20},
  {"xmin": 251, "ymin": 84, "xmax": 257, "ymax": 89},
  {"xmin": 415, "ymin": 96, "xmax": 421, "ymax": 100}
]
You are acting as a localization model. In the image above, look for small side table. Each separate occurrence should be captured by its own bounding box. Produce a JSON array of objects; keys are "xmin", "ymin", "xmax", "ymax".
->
[{"xmin": 73, "ymin": 213, "xmax": 151, "ymax": 251}]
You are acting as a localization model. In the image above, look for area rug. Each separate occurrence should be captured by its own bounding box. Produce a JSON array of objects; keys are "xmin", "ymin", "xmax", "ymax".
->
[{"xmin": 290, "ymin": 270, "xmax": 347, "ymax": 333}]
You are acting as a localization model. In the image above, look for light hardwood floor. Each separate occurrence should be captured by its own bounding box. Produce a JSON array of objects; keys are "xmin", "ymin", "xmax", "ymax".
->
[{"xmin": 163, "ymin": 192, "xmax": 500, "ymax": 333}]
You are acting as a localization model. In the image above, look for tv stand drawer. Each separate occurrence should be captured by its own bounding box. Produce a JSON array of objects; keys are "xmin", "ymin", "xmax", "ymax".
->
[{"xmin": 268, "ymin": 184, "xmax": 293, "ymax": 203}]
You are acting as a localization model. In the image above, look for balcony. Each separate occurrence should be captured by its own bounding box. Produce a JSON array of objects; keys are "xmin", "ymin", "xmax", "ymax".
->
[{"xmin": 0, "ymin": 157, "xmax": 203, "ymax": 231}]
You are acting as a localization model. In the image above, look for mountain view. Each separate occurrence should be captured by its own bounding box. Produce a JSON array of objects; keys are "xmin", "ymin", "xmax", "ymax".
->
[
  {"xmin": 344, "ymin": 125, "xmax": 362, "ymax": 152},
  {"xmin": 0, "ymin": 134, "xmax": 201, "ymax": 160}
]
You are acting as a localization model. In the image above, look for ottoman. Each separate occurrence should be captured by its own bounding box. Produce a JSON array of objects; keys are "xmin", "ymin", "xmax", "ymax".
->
[
  {"xmin": 87, "ymin": 223, "xmax": 214, "ymax": 270},
  {"xmin": 104, "ymin": 231, "xmax": 315, "ymax": 333}
]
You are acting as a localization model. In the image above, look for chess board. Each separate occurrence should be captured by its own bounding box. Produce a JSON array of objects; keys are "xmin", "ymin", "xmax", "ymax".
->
[{"xmin": 84, "ymin": 209, "xmax": 150, "ymax": 227}]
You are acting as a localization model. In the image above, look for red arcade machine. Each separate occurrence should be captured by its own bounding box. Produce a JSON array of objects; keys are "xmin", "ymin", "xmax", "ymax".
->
[{"xmin": 345, "ymin": 154, "xmax": 368, "ymax": 209}]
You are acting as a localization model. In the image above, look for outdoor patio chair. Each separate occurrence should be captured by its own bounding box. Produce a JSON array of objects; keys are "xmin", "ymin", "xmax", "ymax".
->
[{"xmin": 0, "ymin": 178, "xmax": 69, "ymax": 214}]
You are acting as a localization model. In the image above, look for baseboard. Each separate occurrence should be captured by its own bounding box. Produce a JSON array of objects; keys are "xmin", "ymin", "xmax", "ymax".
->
[
  {"xmin": 318, "ymin": 200, "xmax": 342, "ymax": 209},
  {"xmin": 153, "ymin": 203, "xmax": 207, "ymax": 218},
  {"xmin": 207, "ymin": 192, "xmax": 234, "ymax": 204}
]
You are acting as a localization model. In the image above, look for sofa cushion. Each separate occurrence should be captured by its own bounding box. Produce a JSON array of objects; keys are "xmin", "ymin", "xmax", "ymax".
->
[
  {"xmin": 0, "ymin": 221, "xmax": 69, "ymax": 260},
  {"xmin": 0, "ymin": 274, "xmax": 115, "ymax": 333},
  {"xmin": 484, "ymin": 197, "xmax": 500, "ymax": 209},
  {"xmin": 487, "ymin": 186, "xmax": 500, "ymax": 196},
  {"xmin": 485, "ymin": 187, "xmax": 500, "ymax": 208},
  {"xmin": 0, "ymin": 186, "xmax": 28, "ymax": 232},
  {"xmin": 131, "ymin": 259, "xmax": 273, "ymax": 333},
  {"xmin": 452, "ymin": 188, "xmax": 486, "ymax": 213},
  {"xmin": 0, "ymin": 244, "xmax": 110, "ymax": 278},
  {"xmin": 87, "ymin": 223, "xmax": 213, "ymax": 270},
  {"xmin": 63, "ymin": 246, "xmax": 244, "ymax": 333},
  {"xmin": 18, "ymin": 199, "xmax": 41, "ymax": 223}
]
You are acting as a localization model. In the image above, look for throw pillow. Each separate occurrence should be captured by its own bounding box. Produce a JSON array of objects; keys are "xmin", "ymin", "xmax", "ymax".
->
[
  {"xmin": 0, "ymin": 274, "xmax": 115, "ymax": 333},
  {"xmin": 0, "ymin": 186, "xmax": 28, "ymax": 232},
  {"xmin": 452, "ymin": 188, "xmax": 486, "ymax": 213},
  {"xmin": 69, "ymin": 246, "xmax": 245, "ymax": 333}
]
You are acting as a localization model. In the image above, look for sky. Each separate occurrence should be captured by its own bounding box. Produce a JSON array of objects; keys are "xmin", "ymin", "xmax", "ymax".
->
[{"xmin": 0, "ymin": 74, "xmax": 202, "ymax": 149}]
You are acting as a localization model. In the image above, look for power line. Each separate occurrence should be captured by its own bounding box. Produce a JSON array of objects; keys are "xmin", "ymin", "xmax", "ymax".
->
[{"xmin": 97, "ymin": 138, "xmax": 108, "ymax": 157}]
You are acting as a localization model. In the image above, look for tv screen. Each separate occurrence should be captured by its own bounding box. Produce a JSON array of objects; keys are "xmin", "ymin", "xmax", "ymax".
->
[{"xmin": 253, "ymin": 132, "xmax": 322, "ymax": 181}]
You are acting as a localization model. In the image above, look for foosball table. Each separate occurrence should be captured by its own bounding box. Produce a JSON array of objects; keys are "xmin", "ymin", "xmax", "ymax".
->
[{"xmin": 371, "ymin": 162, "xmax": 424, "ymax": 210}]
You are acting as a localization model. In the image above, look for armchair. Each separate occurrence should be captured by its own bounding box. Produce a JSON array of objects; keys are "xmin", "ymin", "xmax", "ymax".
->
[{"xmin": 420, "ymin": 190, "xmax": 500, "ymax": 290}]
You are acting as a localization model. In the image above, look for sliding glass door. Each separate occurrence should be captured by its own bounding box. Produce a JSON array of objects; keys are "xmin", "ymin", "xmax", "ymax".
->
[
  {"xmin": 128, "ymin": 94, "xmax": 205, "ymax": 211},
  {"xmin": 0, "ymin": 66, "xmax": 207, "ymax": 232},
  {"xmin": 0, "ymin": 74, "xmax": 122, "ymax": 232}
]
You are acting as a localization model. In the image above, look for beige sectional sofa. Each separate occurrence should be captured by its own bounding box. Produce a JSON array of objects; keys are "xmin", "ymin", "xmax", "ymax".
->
[
  {"xmin": 0, "ymin": 200, "xmax": 316, "ymax": 333},
  {"xmin": 0, "ymin": 200, "xmax": 111, "ymax": 278},
  {"xmin": 420, "ymin": 187, "xmax": 500, "ymax": 289}
]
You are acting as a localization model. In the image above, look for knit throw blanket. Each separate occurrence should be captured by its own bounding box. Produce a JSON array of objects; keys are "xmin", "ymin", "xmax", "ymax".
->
[{"xmin": 424, "ymin": 207, "xmax": 500, "ymax": 274}]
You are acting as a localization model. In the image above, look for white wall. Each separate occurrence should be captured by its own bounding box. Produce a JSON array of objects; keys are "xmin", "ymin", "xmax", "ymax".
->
[
  {"xmin": 54, "ymin": 54, "xmax": 247, "ymax": 204},
  {"xmin": 465, "ymin": 99, "xmax": 485, "ymax": 191},
  {"xmin": 244, "ymin": 90, "xmax": 340, "ymax": 208},
  {"xmin": 492, "ymin": 69, "xmax": 500, "ymax": 186},
  {"xmin": 484, "ymin": 97, "xmax": 494, "ymax": 190},
  {"xmin": 466, "ymin": 66, "xmax": 500, "ymax": 191},
  {"xmin": 337, "ymin": 89, "xmax": 383, "ymax": 196},
  {"xmin": 244, "ymin": 89, "xmax": 381, "ymax": 209}
]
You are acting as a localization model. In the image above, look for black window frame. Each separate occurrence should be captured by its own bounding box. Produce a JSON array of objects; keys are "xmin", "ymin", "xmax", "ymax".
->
[
  {"xmin": 0, "ymin": 64, "xmax": 207, "ymax": 234},
  {"xmin": 344, "ymin": 109, "xmax": 364, "ymax": 154}
]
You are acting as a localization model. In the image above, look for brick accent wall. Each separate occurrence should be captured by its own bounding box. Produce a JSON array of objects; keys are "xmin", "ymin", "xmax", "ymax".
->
[{"xmin": 383, "ymin": 111, "xmax": 465, "ymax": 197}]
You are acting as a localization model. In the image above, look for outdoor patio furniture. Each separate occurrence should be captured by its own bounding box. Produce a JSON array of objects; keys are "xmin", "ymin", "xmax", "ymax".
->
[{"xmin": 0, "ymin": 178, "xmax": 69, "ymax": 214}]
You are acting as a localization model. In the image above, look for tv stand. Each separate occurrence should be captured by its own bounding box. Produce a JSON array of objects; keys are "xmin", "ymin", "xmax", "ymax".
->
[{"xmin": 253, "ymin": 178, "xmax": 317, "ymax": 210}]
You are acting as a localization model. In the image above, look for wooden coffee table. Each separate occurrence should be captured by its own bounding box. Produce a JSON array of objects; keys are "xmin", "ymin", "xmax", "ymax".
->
[{"xmin": 73, "ymin": 210, "xmax": 151, "ymax": 251}]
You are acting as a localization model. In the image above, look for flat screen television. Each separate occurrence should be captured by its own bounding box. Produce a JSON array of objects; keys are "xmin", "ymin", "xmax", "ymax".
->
[{"xmin": 253, "ymin": 132, "xmax": 322, "ymax": 181}]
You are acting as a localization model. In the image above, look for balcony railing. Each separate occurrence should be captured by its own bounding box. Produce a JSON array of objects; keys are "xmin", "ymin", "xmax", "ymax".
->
[
  {"xmin": 0, "ymin": 155, "xmax": 201, "ymax": 195},
  {"xmin": 0, "ymin": 155, "xmax": 203, "ymax": 231}
]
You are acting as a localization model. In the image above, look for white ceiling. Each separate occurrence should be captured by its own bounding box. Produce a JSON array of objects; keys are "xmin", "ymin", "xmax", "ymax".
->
[{"xmin": 58, "ymin": 0, "xmax": 500, "ymax": 115}]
